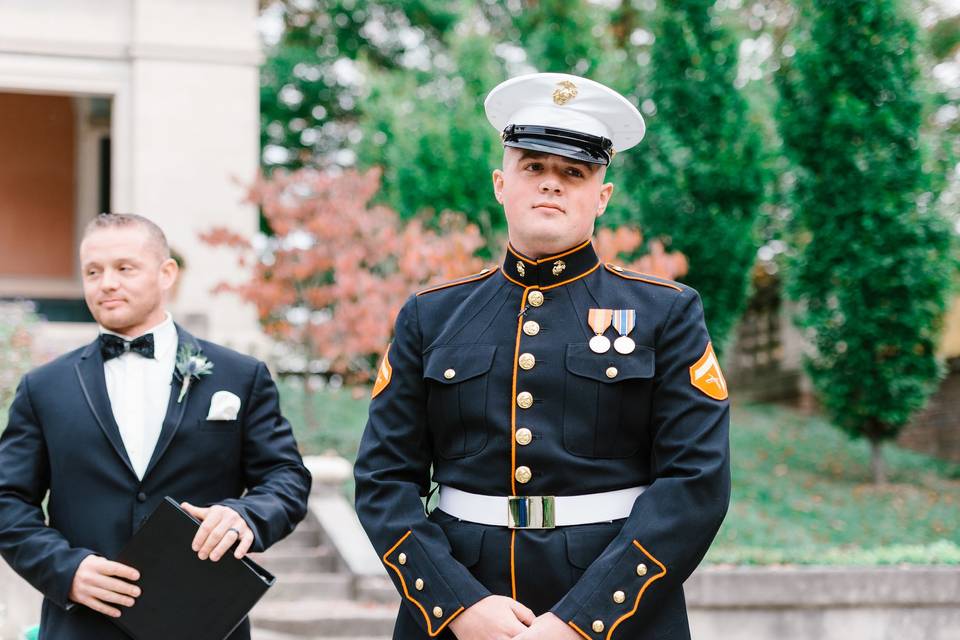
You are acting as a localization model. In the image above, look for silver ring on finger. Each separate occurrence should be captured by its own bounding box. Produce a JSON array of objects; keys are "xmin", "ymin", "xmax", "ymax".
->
[{"xmin": 227, "ymin": 527, "xmax": 241, "ymax": 537}]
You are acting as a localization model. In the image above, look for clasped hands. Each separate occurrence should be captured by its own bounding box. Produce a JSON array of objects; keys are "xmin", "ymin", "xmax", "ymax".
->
[
  {"xmin": 449, "ymin": 595, "xmax": 580, "ymax": 640},
  {"xmin": 68, "ymin": 502, "xmax": 253, "ymax": 617}
]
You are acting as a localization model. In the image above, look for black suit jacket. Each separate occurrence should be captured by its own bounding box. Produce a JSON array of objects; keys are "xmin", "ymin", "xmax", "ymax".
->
[{"xmin": 0, "ymin": 325, "xmax": 312, "ymax": 639}]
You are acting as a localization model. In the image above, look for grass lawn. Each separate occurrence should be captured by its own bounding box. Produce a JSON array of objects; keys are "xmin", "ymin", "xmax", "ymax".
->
[
  {"xmin": 712, "ymin": 402, "xmax": 959, "ymax": 564},
  {"xmin": 279, "ymin": 379, "xmax": 960, "ymax": 565}
]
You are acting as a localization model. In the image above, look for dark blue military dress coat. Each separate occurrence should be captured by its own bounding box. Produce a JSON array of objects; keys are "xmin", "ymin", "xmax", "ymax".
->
[{"xmin": 354, "ymin": 240, "xmax": 730, "ymax": 640}]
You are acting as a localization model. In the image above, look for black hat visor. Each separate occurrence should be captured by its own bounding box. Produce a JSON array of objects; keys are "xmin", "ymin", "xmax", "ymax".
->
[{"xmin": 501, "ymin": 124, "xmax": 613, "ymax": 166}]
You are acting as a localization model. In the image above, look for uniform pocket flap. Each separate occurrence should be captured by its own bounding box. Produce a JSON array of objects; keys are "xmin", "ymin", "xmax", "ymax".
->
[
  {"xmin": 424, "ymin": 345, "xmax": 497, "ymax": 384},
  {"xmin": 565, "ymin": 524, "xmax": 623, "ymax": 569},
  {"xmin": 444, "ymin": 524, "xmax": 485, "ymax": 568},
  {"xmin": 565, "ymin": 343, "xmax": 655, "ymax": 383}
]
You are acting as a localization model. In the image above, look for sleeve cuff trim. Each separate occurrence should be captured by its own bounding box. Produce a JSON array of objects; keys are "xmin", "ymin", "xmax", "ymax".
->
[
  {"xmin": 566, "ymin": 540, "xmax": 667, "ymax": 639},
  {"xmin": 382, "ymin": 530, "xmax": 465, "ymax": 637},
  {"xmin": 605, "ymin": 541, "xmax": 667, "ymax": 639}
]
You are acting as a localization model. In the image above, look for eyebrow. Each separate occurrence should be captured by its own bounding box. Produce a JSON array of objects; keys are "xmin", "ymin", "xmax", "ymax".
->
[
  {"xmin": 517, "ymin": 150, "xmax": 596, "ymax": 172},
  {"xmin": 82, "ymin": 256, "xmax": 143, "ymax": 268}
]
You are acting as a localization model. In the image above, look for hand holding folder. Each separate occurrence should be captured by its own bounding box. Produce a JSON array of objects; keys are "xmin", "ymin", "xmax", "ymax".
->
[{"xmin": 111, "ymin": 497, "xmax": 275, "ymax": 640}]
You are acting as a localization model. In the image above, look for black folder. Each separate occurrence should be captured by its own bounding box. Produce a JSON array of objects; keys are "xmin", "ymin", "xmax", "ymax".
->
[{"xmin": 111, "ymin": 496, "xmax": 275, "ymax": 640}]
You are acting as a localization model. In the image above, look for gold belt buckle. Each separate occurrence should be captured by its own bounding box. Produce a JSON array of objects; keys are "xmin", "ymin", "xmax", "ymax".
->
[{"xmin": 507, "ymin": 495, "xmax": 556, "ymax": 529}]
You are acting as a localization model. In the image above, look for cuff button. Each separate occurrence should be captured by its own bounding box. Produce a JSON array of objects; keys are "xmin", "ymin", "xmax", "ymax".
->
[
  {"xmin": 613, "ymin": 590, "xmax": 626, "ymax": 604},
  {"xmin": 636, "ymin": 563, "xmax": 647, "ymax": 576},
  {"xmin": 398, "ymin": 553, "xmax": 407, "ymax": 565},
  {"xmin": 415, "ymin": 578, "xmax": 424, "ymax": 591},
  {"xmin": 433, "ymin": 606, "xmax": 443, "ymax": 618},
  {"xmin": 592, "ymin": 620, "xmax": 605, "ymax": 633}
]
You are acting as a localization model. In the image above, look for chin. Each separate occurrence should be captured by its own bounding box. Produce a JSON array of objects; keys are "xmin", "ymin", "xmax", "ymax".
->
[{"xmin": 97, "ymin": 313, "xmax": 133, "ymax": 333}]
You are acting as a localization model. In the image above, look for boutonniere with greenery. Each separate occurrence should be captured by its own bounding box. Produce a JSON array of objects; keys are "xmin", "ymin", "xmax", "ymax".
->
[{"xmin": 175, "ymin": 345, "xmax": 214, "ymax": 403}]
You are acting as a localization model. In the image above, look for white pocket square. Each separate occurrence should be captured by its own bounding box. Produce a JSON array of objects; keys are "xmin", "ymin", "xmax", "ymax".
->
[{"xmin": 206, "ymin": 390, "xmax": 241, "ymax": 421}]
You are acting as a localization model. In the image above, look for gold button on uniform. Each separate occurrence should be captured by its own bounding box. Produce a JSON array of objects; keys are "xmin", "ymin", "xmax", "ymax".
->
[
  {"xmin": 517, "ymin": 392, "xmax": 533, "ymax": 409},
  {"xmin": 606, "ymin": 366, "xmax": 618, "ymax": 379},
  {"xmin": 636, "ymin": 563, "xmax": 648, "ymax": 576},
  {"xmin": 433, "ymin": 606, "xmax": 443, "ymax": 618},
  {"xmin": 398, "ymin": 553, "xmax": 407, "ymax": 565},
  {"xmin": 528, "ymin": 290, "xmax": 544, "ymax": 307},
  {"xmin": 592, "ymin": 620, "xmax": 605, "ymax": 633},
  {"xmin": 613, "ymin": 590, "xmax": 626, "ymax": 604},
  {"xmin": 515, "ymin": 466, "xmax": 532, "ymax": 484},
  {"xmin": 523, "ymin": 320, "xmax": 540, "ymax": 336},
  {"xmin": 415, "ymin": 578, "xmax": 424, "ymax": 591},
  {"xmin": 518, "ymin": 353, "xmax": 536, "ymax": 370},
  {"xmin": 443, "ymin": 368, "xmax": 456, "ymax": 380},
  {"xmin": 516, "ymin": 428, "xmax": 533, "ymax": 446}
]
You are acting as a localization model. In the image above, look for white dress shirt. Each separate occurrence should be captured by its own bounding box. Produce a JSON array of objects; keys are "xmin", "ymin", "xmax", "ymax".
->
[{"xmin": 101, "ymin": 313, "xmax": 178, "ymax": 480}]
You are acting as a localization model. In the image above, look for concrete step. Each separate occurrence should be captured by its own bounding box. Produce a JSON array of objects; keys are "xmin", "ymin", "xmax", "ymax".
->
[
  {"xmin": 251, "ymin": 599, "xmax": 397, "ymax": 637},
  {"xmin": 250, "ymin": 545, "xmax": 338, "ymax": 575},
  {"xmin": 264, "ymin": 572, "xmax": 353, "ymax": 602},
  {"xmin": 355, "ymin": 576, "xmax": 400, "ymax": 605},
  {"xmin": 271, "ymin": 522, "xmax": 322, "ymax": 550}
]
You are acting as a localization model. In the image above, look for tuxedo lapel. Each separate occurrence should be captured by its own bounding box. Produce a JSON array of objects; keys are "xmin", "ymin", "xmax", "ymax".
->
[
  {"xmin": 142, "ymin": 325, "xmax": 200, "ymax": 479},
  {"xmin": 74, "ymin": 340, "xmax": 137, "ymax": 478}
]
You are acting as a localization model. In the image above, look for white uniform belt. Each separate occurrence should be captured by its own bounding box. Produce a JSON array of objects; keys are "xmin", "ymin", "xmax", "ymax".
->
[{"xmin": 438, "ymin": 485, "xmax": 646, "ymax": 529}]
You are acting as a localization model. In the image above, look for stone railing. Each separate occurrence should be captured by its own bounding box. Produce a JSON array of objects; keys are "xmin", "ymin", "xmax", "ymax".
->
[{"xmin": 686, "ymin": 565, "xmax": 959, "ymax": 639}]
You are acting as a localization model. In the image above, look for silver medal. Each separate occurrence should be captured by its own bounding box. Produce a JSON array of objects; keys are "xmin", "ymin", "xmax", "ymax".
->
[
  {"xmin": 614, "ymin": 335, "xmax": 636, "ymax": 355},
  {"xmin": 589, "ymin": 334, "xmax": 611, "ymax": 353}
]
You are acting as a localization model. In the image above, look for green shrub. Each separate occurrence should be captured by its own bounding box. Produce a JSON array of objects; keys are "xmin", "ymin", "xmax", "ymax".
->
[{"xmin": 0, "ymin": 301, "xmax": 37, "ymax": 427}]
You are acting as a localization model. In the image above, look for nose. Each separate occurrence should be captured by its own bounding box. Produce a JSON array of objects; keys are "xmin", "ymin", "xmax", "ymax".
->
[
  {"xmin": 100, "ymin": 269, "xmax": 119, "ymax": 291},
  {"xmin": 539, "ymin": 179, "xmax": 561, "ymax": 195}
]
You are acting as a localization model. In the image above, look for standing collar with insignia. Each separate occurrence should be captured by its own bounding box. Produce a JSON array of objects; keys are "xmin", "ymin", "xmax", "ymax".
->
[{"xmin": 502, "ymin": 239, "xmax": 600, "ymax": 289}]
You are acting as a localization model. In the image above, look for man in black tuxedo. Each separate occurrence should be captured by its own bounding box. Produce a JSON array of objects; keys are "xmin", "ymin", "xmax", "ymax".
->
[{"xmin": 0, "ymin": 213, "xmax": 312, "ymax": 639}]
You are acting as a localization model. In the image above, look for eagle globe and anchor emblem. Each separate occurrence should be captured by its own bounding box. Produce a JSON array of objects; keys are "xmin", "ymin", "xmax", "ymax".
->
[{"xmin": 552, "ymin": 80, "xmax": 578, "ymax": 105}]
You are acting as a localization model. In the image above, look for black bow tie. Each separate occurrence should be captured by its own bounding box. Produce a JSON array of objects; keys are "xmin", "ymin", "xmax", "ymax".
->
[{"xmin": 99, "ymin": 333, "xmax": 155, "ymax": 361}]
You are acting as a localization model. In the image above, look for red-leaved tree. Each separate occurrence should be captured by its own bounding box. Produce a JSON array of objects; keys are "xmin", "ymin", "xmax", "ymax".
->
[
  {"xmin": 202, "ymin": 168, "xmax": 485, "ymax": 387},
  {"xmin": 594, "ymin": 227, "xmax": 689, "ymax": 281}
]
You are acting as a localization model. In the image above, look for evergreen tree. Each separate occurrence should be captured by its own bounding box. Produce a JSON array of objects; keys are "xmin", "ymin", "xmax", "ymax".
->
[
  {"xmin": 260, "ymin": 0, "xmax": 464, "ymax": 171},
  {"xmin": 612, "ymin": 0, "xmax": 769, "ymax": 351},
  {"xmin": 354, "ymin": 32, "xmax": 507, "ymax": 236},
  {"xmin": 354, "ymin": 1, "xmax": 610, "ymax": 235},
  {"xmin": 778, "ymin": 0, "xmax": 956, "ymax": 483}
]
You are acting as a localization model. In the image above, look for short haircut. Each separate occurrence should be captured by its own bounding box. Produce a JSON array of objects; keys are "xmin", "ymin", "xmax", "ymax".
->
[{"xmin": 83, "ymin": 213, "xmax": 171, "ymax": 260}]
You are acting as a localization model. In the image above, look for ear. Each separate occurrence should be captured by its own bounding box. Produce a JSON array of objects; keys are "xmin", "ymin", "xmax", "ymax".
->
[
  {"xmin": 596, "ymin": 182, "xmax": 615, "ymax": 217},
  {"xmin": 159, "ymin": 257, "xmax": 180, "ymax": 291},
  {"xmin": 492, "ymin": 169, "xmax": 505, "ymax": 204}
]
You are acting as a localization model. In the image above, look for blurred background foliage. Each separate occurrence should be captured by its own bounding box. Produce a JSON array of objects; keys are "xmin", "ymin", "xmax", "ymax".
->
[
  {"xmin": 255, "ymin": 0, "xmax": 960, "ymax": 474},
  {"xmin": 0, "ymin": 0, "xmax": 957, "ymax": 559},
  {"xmin": 258, "ymin": 0, "xmax": 958, "ymax": 344},
  {"xmin": 0, "ymin": 302, "xmax": 36, "ymax": 419}
]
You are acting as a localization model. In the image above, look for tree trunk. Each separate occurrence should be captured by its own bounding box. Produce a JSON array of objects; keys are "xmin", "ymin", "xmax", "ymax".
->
[{"xmin": 870, "ymin": 438, "xmax": 887, "ymax": 485}]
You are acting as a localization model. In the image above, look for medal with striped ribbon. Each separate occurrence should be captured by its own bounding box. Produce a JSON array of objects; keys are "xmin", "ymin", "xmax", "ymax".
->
[
  {"xmin": 587, "ymin": 308, "xmax": 613, "ymax": 353},
  {"xmin": 612, "ymin": 309, "xmax": 637, "ymax": 354}
]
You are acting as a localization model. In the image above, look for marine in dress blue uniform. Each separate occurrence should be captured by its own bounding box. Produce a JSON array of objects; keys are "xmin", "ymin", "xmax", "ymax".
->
[{"xmin": 354, "ymin": 73, "xmax": 730, "ymax": 640}]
